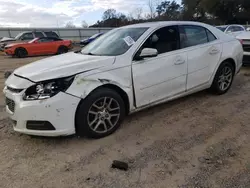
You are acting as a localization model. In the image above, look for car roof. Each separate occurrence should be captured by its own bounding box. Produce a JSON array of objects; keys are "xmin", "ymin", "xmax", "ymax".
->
[
  {"xmin": 21, "ymin": 31, "xmax": 56, "ymax": 33},
  {"xmin": 217, "ymin": 24, "xmax": 244, "ymax": 27},
  {"xmin": 122, "ymin": 21, "xmax": 212, "ymax": 29},
  {"xmin": 216, "ymin": 25, "xmax": 228, "ymax": 28},
  {"xmin": 38, "ymin": 37, "xmax": 62, "ymax": 40}
]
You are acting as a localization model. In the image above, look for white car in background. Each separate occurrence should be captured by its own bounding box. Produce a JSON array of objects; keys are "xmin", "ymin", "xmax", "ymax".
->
[
  {"xmin": 236, "ymin": 32, "xmax": 250, "ymax": 65},
  {"xmin": 4, "ymin": 21, "xmax": 243, "ymax": 138},
  {"xmin": 216, "ymin": 25, "xmax": 246, "ymax": 37}
]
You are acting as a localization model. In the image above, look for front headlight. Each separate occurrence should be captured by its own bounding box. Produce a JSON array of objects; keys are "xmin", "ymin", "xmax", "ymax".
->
[
  {"xmin": 23, "ymin": 76, "xmax": 74, "ymax": 101},
  {"xmin": 4, "ymin": 46, "xmax": 11, "ymax": 50}
]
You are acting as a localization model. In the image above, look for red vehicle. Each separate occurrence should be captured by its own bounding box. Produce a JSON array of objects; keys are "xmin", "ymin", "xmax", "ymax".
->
[{"xmin": 4, "ymin": 37, "xmax": 72, "ymax": 58}]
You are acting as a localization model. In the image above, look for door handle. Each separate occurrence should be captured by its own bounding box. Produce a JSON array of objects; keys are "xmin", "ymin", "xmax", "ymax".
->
[
  {"xmin": 174, "ymin": 59, "xmax": 185, "ymax": 65},
  {"xmin": 209, "ymin": 49, "xmax": 219, "ymax": 55}
]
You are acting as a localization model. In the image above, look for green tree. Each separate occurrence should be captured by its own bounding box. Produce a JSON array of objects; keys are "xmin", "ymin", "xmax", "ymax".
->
[
  {"xmin": 156, "ymin": 1, "xmax": 181, "ymax": 20},
  {"xmin": 201, "ymin": 0, "xmax": 250, "ymax": 24},
  {"xmin": 102, "ymin": 9, "xmax": 117, "ymax": 20},
  {"xmin": 182, "ymin": 0, "xmax": 206, "ymax": 21}
]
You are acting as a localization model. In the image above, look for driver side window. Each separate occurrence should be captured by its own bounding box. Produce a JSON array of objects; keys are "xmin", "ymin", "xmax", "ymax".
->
[
  {"xmin": 21, "ymin": 33, "xmax": 34, "ymax": 40},
  {"xmin": 226, "ymin": 26, "xmax": 234, "ymax": 32},
  {"xmin": 141, "ymin": 26, "xmax": 180, "ymax": 55}
]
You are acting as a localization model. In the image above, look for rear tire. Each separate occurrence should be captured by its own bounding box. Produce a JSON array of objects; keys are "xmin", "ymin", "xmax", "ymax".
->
[
  {"xmin": 210, "ymin": 61, "xmax": 234, "ymax": 95},
  {"xmin": 75, "ymin": 88, "xmax": 125, "ymax": 138},
  {"xmin": 57, "ymin": 46, "xmax": 68, "ymax": 54},
  {"xmin": 15, "ymin": 48, "xmax": 27, "ymax": 58}
]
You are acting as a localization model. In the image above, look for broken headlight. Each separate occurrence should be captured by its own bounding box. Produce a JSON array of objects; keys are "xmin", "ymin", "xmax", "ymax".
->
[{"xmin": 23, "ymin": 76, "xmax": 74, "ymax": 100}]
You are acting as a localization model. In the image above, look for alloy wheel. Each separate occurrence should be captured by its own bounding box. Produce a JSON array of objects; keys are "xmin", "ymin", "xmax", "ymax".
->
[
  {"xmin": 87, "ymin": 97, "xmax": 120, "ymax": 134},
  {"xmin": 218, "ymin": 66, "xmax": 233, "ymax": 91}
]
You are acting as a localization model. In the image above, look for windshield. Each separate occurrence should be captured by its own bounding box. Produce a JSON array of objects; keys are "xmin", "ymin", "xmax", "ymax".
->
[
  {"xmin": 15, "ymin": 32, "xmax": 24, "ymax": 39},
  {"xmin": 81, "ymin": 27, "xmax": 148, "ymax": 56},
  {"xmin": 216, "ymin": 26, "xmax": 227, "ymax": 32}
]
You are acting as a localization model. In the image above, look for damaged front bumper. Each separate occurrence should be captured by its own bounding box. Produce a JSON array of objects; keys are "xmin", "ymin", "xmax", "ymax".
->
[{"xmin": 3, "ymin": 75, "xmax": 81, "ymax": 137}]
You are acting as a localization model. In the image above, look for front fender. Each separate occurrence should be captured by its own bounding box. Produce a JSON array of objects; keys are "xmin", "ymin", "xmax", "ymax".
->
[{"xmin": 65, "ymin": 66, "xmax": 134, "ymax": 110}]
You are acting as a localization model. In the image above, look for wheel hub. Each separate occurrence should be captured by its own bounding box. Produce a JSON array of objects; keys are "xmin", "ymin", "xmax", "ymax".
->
[
  {"xmin": 98, "ymin": 109, "xmax": 110, "ymax": 121},
  {"xmin": 220, "ymin": 76, "xmax": 225, "ymax": 81}
]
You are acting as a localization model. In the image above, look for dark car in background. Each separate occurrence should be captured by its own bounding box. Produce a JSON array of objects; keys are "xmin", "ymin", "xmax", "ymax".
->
[
  {"xmin": 80, "ymin": 33, "xmax": 103, "ymax": 46},
  {"xmin": 0, "ymin": 31, "xmax": 59, "ymax": 51}
]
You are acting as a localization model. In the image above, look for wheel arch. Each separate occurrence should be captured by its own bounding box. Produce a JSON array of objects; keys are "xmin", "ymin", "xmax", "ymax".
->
[
  {"xmin": 74, "ymin": 82, "xmax": 130, "ymax": 137},
  {"xmin": 209, "ymin": 57, "xmax": 236, "ymax": 88},
  {"xmin": 222, "ymin": 58, "xmax": 236, "ymax": 73},
  {"xmin": 58, "ymin": 45, "xmax": 68, "ymax": 50},
  {"xmin": 15, "ymin": 47, "xmax": 27, "ymax": 54},
  {"xmin": 76, "ymin": 83, "xmax": 130, "ymax": 115}
]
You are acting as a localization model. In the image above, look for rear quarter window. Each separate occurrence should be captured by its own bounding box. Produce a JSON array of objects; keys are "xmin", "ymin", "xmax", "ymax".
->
[{"xmin": 206, "ymin": 29, "xmax": 217, "ymax": 42}]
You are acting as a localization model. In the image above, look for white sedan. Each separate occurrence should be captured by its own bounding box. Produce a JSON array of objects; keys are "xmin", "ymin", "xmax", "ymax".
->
[
  {"xmin": 216, "ymin": 25, "xmax": 246, "ymax": 37},
  {"xmin": 236, "ymin": 32, "xmax": 250, "ymax": 65},
  {"xmin": 4, "ymin": 21, "xmax": 243, "ymax": 138}
]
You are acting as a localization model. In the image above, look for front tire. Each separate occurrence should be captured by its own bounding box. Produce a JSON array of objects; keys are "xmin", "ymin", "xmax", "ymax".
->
[
  {"xmin": 210, "ymin": 61, "xmax": 234, "ymax": 95},
  {"xmin": 15, "ymin": 48, "xmax": 27, "ymax": 58},
  {"xmin": 75, "ymin": 88, "xmax": 125, "ymax": 138}
]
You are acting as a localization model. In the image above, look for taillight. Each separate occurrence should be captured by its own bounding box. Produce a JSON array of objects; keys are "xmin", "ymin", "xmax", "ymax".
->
[{"xmin": 68, "ymin": 41, "xmax": 73, "ymax": 48}]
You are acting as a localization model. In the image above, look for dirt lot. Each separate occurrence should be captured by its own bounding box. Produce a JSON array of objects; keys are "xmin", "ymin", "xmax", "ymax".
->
[{"xmin": 1, "ymin": 53, "xmax": 250, "ymax": 188}]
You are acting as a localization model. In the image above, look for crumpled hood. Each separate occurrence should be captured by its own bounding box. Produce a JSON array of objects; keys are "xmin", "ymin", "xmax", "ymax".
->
[
  {"xmin": 14, "ymin": 52, "xmax": 115, "ymax": 82},
  {"xmin": 236, "ymin": 32, "xmax": 250, "ymax": 40},
  {"xmin": 6, "ymin": 42, "xmax": 26, "ymax": 47},
  {"xmin": 0, "ymin": 37, "xmax": 15, "ymax": 42}
]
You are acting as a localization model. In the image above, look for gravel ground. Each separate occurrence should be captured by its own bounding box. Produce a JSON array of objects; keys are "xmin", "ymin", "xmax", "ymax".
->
[{"xmin": 1, "ymin": 53, "xmax": 250, "ymax": 188}]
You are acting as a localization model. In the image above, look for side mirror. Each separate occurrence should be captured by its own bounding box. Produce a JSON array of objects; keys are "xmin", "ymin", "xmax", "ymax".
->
[
  {"xmin": 138, "ymin": 48, "xmax": 158, "ymax": 59},
  {"xmin": 226, "ymin": 30, "xmax": 232, "ymax": 34}
]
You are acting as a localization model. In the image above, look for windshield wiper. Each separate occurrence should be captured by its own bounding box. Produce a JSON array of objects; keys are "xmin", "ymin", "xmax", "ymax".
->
[
  {"xmin": 74, "ymin": 50, "xmax": 95, "ymax": 55},
  {"xmin": 86, "ymin": 52, "xmax": 96, "ymax": 55},
  {"xmin": 80, "ymin": 52, "xmax": 99, "ymax": 56},
  {"xmin": 74, "ymin": 49, "xmax": 81, "ymax": 53}
]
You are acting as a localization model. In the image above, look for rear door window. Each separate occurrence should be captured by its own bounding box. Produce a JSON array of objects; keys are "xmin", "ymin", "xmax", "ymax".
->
[
  {"xmin": 179, "ymin": 25, "xmax": 208, "ymax": 48},
  {"xmin": 21, "ymin": 33, "xmax": 34, "ymax": 40},
  {"xmin": 45, "ymin": 32, "xmax": 59, "ymax": 38},
  {"xmin": 34, "ymin": 32, "xmax": 44, "ymax": 38},
  {"xmin": 234, "ymin": 26, "xmax": 244, "ymax": 32}
]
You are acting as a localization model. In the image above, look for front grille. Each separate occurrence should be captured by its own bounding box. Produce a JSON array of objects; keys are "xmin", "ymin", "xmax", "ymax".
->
[
  {"xmin": 26, "ymin": 121, "xmax": 56, "ymax": 131},
  {"xmin": 243, "ymin": 44, "xmax": 250, "ymax": 52},
  {"xmin": 6, "ymin": 97, "xmax": 15, "ymax": 112},
  {"xmin": 7, "ymin": 86, "xmax": 23, "ymax": 93}
]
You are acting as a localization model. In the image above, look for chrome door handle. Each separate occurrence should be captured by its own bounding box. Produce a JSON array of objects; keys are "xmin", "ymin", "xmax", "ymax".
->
[
  {"xmin": 209, "ymin": 49, "xmax": 219, "ymax": 55},
  {"xmin": 174, "ymin": 59, "xmax": 185, "ymax": 65}
]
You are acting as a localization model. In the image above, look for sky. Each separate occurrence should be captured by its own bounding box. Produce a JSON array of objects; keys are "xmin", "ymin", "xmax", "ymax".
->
[{"xmin": 0, "ymin": 0, "xmax": 181, "ymax": 28}]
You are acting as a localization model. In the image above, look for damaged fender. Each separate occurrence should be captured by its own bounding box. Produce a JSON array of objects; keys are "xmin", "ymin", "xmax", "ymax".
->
[{"xmin": 65, "ymin": 66, "xmax": 134, "ymax": 111}]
